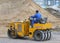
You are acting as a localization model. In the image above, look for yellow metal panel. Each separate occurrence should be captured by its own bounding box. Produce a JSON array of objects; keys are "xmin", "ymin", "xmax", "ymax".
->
[
  {"xmin": 8, "ymin": 23, "xmax": 15, "ymax": 29},
  {"xmin": 17, "ymin": 32, "xmax": 24, "ymax": 37},
  {"xmin": 29, "ymin": 23, "xmax": 52, "ymax": 39},
  {"xmin": 34, "ymin": 23, "xmax": 52, "ymax": 30},
  {"xmin": 29, "ymin": 28, "xmax": 35, "ymax": 39},
  {"xmin": 44, "ymin": 23, "xmax": 52, "ymax": 29},
  {"xmin": 24, "ymin": 21, "xmax": 30, "ymax": 36},
  {"xmin": 14, "ymin": 22, "xmax": 25, "ymax": 37},
  {"xmin": 20, "ymin": 23, "xmax": 24, "ymax": 36}
]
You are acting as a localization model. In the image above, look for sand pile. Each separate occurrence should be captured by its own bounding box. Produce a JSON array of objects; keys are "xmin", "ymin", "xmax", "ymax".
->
[{"xmin": 0, "ymin": 0, "xmax": 60, "ymax": 37}]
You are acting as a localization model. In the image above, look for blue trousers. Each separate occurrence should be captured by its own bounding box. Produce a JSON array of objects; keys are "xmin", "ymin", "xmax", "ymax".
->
[{"xmin": 30, "ymin": 19, "xmax": 39, "ymax": 27}]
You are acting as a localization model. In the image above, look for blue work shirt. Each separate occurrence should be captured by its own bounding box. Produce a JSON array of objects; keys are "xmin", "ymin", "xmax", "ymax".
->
[
  {"xmin": 34, "ymin": 12, "xmax": 42, "ymax": 20},
  {"xmin": 30, "ymin": 12, "xmax": 42, "ymax": 27},
  {"xmin": 30, "ymin": 12, "xmax": 42, "ymax": 22}
]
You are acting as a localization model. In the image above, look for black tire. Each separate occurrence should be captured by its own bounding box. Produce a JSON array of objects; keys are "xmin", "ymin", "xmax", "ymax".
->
[
  {"xmin": 44, "ymin": 31, "xmax": 47, "ymax": 40},
  {"xmin": 47, "ymin": 30, "xmax": 51, "ymax": 40},
  {"xmin": 33, "ymin": 30, "xmax": 44, "ymax": 41},
  {"xmin": 8, "ymin": 29, "xmax": 18, "ymax": 39}
]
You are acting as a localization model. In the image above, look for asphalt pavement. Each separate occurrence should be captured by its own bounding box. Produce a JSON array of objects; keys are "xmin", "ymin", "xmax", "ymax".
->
[{"xmin": 0, "ymin": 31, "xmax": 60, "ymax": 43}]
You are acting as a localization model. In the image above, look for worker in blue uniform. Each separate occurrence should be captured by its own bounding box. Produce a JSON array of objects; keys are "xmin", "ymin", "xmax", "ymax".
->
[{"xmin": 30, "ymin": 10, "xmax": 42, "ymax": 27}]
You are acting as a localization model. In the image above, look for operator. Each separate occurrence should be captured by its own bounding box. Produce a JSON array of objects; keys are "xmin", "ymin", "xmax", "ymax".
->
[{"xmin": 30, "ymin": 10, "xmax": 42, "ymax": 27}]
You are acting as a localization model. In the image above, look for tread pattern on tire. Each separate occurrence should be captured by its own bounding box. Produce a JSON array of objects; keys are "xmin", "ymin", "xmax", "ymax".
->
[
  {"xmin": 47, "ymin": 30, "xmax": 51, "ymax": 40},
  {"xmin": 33, "ymin": 30, "xmax": 45, "ymax": 41}
]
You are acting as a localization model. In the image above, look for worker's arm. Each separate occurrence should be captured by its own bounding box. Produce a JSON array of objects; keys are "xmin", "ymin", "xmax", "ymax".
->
[{"xmin": 34, "ymin": 13, "xmax": 42, "ymax": 18}]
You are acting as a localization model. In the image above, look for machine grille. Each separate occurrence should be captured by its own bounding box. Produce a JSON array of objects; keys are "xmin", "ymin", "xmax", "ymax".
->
[{"xmin": 18, "ymin": 24, "xmax": 22, "ymax": 32}]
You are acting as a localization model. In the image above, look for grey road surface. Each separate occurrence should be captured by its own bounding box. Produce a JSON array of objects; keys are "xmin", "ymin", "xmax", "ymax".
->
[{"xmin": 0, "ymin": 31, "xmax": 60, "ymax": 43}]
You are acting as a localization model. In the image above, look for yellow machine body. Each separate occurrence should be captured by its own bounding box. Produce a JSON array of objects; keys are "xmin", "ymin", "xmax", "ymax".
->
[{"xmin": 8, "ymin": 21, "xmax": 52, "ymax": 39}]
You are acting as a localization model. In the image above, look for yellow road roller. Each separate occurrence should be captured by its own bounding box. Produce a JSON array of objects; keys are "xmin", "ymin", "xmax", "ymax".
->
[{"xmin": 7, "ymin": 17, "xmax": 52, "ymax": 41}]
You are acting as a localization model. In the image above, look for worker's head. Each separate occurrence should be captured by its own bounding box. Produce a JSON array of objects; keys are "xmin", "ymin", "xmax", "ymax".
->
[{"xmin": 36, "ymin": 10, "xmax": 39, "ymax": 13}]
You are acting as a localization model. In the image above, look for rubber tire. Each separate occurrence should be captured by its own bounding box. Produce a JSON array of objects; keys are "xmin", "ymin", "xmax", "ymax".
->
[
  {"xmin": 47, "ymin": 30, "xmax": 51, "ymax": 40},
  {"xmin": 33, "ymin": 30, "xmax": 45, "ymax": 41},
  {"xmin": 44, "ymin": 31, "xmax": 47, "ymax": 41},
  {"xmin": 8, "ymin": 29, "xmax": 18, "ymax": 39}
]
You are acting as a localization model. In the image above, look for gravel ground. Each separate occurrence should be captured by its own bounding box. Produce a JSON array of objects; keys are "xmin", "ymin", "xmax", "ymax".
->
[{"xmin": 0, "ymin": 31, "xmax": 60, "ymax": 43}]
